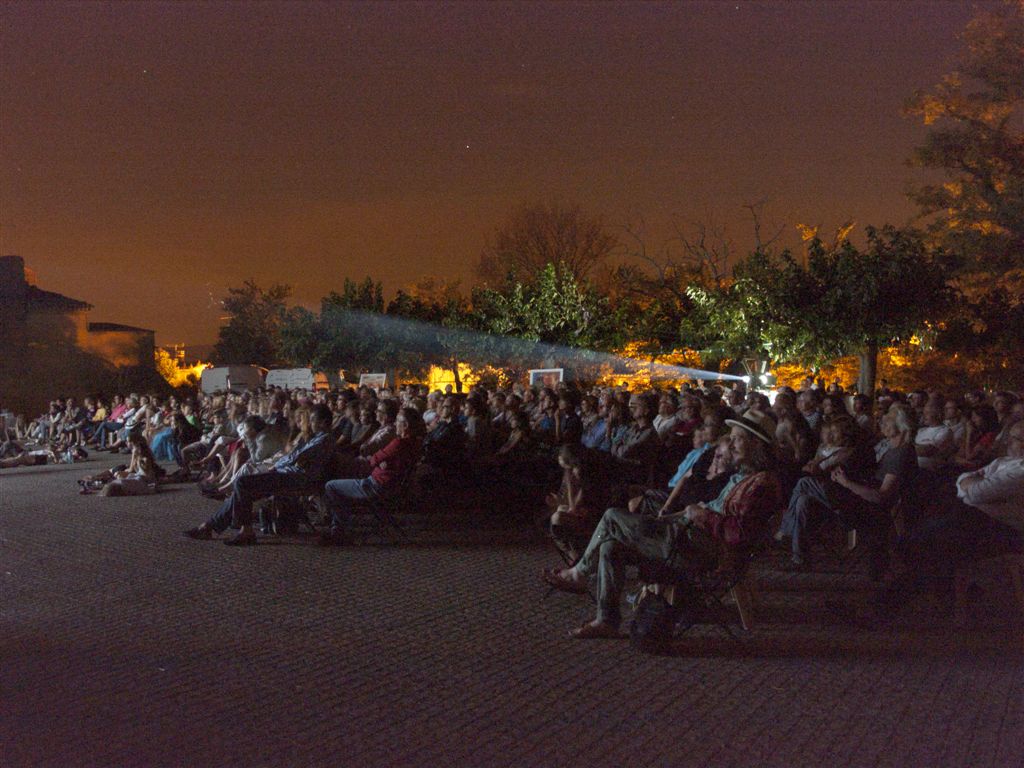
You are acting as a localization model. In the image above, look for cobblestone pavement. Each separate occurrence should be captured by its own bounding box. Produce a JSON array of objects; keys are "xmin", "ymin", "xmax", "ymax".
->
[{"xmin": 2, "ymin": 456, "xmax": 1022, "ymax": 768}]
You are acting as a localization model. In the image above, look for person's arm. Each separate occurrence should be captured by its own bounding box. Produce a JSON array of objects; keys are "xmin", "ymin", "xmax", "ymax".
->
[
  {"xmin": 369, "ymin": 438, "xmax": 399, "ymax": 468},
  {"xmin": 831, "ymin": 465, "xmax": 898, "ymax": 506},
  {"xmin": 564, "ymin": 470, "xmax": 582, "ymax": 512},
  {"xmin": 657, "ymin": 471, "xmax": 694, "ymax": 516},
  {"xmin": 957, "ymin": 422, "xmax": 975, "ymax": 459},
  {"xmin": 965, "ymin": 432, "xmax": 995, "ymax": 462},
  {"xmin": 959, "ymin": 460, "xmax": 1024, "ymax": 506}
]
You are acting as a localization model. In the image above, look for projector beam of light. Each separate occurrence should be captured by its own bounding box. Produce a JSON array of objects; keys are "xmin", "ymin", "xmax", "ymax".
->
[{"xmin": 318, "ymin": 308, "xmax": 747, "ymax": 384}]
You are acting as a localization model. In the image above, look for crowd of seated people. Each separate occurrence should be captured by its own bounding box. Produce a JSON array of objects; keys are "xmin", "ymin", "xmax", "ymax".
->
[{"xmin": 4, "ymin": 378, "xmax": 1022, "ymax": 633}]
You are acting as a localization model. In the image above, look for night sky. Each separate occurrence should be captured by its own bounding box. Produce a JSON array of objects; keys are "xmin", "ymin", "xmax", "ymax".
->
[{"xmin": 0, "ymin": 1, "xmax": 990, "ymax": 346}]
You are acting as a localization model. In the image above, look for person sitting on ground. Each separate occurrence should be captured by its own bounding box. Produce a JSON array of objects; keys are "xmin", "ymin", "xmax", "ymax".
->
[
  {"xmin": 80, "ymin": 432, "xmax": 159, "ymax": 496},
  {"xmin": 542, "ymin": 410, "xmax": 781, "ymax": 639},
  {"xmin": 184, "ymin": 404, "xmax": 336, "ymax": 546},
  {"xmin": 319, "ymin": 407, "xmax": 426, "ymax": 545}
]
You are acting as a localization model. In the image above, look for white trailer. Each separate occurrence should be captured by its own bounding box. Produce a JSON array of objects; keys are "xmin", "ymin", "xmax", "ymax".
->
[{"xmin": 200, "ymin": 365, "xmax": 264, "ymax": 394}]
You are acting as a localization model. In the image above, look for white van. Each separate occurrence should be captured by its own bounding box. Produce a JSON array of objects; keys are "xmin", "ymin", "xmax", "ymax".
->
[{"xmin": 200, "ymin": 365, "xmax": 264, "ymax": 394}]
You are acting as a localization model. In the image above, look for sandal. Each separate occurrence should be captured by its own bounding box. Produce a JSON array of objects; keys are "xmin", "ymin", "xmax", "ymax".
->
[
  {"xmin": 542, "ymin": 567, "xmax": 589, "ymax": 595},
  {"xmin": 569, "ymin": 621, "xmax": 620, "ymax": 640}
]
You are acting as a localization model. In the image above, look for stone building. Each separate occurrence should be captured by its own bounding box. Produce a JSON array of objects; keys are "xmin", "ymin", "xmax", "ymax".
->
[{"xmin": 0, "ymin": 255, "xmax": 163, "ymax": 415}]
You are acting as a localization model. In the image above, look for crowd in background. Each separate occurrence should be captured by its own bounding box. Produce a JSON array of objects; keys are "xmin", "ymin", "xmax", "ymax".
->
[{"xmin": 3, "ymin": 377, "xmax": 1022, "ymax": 630}]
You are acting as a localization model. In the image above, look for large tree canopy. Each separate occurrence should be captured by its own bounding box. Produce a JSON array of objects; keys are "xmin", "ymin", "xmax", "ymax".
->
[
  {"xmin": 213, "ymin": 280, "xmax": 291, "ymax": 366},
  {"xmin": 905, "ymin": 0, "xmax": 1024, "ymax": 270},
  {"xmin": 683, "ymin": 227, "xmax": 955, "ymax": 394}
]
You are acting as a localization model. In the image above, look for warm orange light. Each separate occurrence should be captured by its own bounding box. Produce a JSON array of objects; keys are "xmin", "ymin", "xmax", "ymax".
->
[{"xmin": 155, "ymin": 348, "xmax": 209, "ymax": 388}]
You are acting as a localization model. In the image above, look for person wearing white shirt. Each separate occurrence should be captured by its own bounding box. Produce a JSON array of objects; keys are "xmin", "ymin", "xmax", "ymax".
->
[
  {"xmin": 877, "ymin": 421, "xmax": 1024, "ymax": 616},
  {"xmin": 955, "ymin": 422, "xmax": 1024, "ymax": 534},
  {"xmin": 943, "ymin": 398, "xmax": 968, "ymax": 447},
  {"xmin": 915, "ymin": 403, "xmax": 956, "ymax": 471},
  {"xmin": 652, "ymin": 394, "xmax": 680, "ymax": 440}
]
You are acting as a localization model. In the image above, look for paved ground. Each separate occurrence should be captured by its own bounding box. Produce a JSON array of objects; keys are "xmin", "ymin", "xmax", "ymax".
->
[{"xmin": 2, "ymin": 455, "xmax": 1022, "ymax": 768}]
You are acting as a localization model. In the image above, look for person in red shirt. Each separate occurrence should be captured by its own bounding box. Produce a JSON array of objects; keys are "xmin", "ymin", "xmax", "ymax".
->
[{"xmin": 319, "ymin": 406, "xmax": 425, "ymax": 546}]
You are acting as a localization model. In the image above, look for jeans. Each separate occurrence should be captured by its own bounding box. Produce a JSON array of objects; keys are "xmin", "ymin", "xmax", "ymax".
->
[
  {"xmin": 782, "ymin": 475, "xmax": 889, "ymax": 574},
  {"xmin": 207, "ymin": 470, "xmax": 320, "ymax": 532},
  {"xmin": 323, "ymin": 477, "xmax": 382, "ymax": 532},
  {"xmin": 94, "ymin": 421, "xmax": 124, "ymax": 447},
  {"xmin": 780, "ymin": 476, "xmax": 857, "ymax": 563},
  {"xmin": 574, "ymin": 507, "xmax": 717, "ymax": 628}
]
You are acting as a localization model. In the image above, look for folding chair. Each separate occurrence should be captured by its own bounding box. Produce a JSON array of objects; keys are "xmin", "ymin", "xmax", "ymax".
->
[
  {"xmin": 637, "ymin": 547, "xmax": 761, "ymax": 639},
  {"xmin": 348, "ymin": 469, "xmax": 416, "ymax": 544}
]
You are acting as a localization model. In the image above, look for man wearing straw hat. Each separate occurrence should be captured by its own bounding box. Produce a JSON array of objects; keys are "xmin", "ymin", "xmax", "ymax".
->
[{"xmin": 543, "ymin": 410, "xmax": 781, "ymax": 639}]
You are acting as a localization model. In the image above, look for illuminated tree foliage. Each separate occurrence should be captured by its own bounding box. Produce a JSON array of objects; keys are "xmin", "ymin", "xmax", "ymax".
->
[
  {"xmin": 213, "ymin": 280, "xmax": 291, "ymax": 366},
  {"xmin": 905, "ymin": 0, "xmax": 1024, "ymax": 270},
  {"xmin": 684, "ymin": 227, "xmax": 954, "ymax": 395}
]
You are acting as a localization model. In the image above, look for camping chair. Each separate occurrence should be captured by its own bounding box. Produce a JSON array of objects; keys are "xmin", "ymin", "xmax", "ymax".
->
[
  {"xmin": 260, "ymin": 489, "xmax": 321, "ymax": 535},
  {"xmin": 636, "ymin": 545, "xmax": 762, "ymax": 639},
  {"xmin": 346, "ymin": 468, "xmax": 416, "ymax": 544}
]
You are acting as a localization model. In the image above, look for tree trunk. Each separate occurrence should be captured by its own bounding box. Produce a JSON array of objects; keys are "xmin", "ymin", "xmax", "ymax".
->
[
  {"xmin": 450, "ymin": 359, "xmax": 463, "ymax": 394},
  {"xmin": 857, "ymin": 340, "xmax": 878, "ymax": 398}
]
